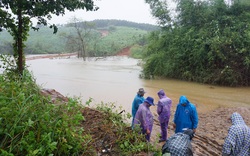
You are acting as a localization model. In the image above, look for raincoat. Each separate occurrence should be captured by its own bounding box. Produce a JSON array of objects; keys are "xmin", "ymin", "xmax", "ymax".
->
[
  {"xmin": 222, "ymin": 112, "xmax": 250, "ymax": 156},
  {"xmin": 131, "ymin": 94, "xmax": 145, "ymax": 126},
  {"xmin": 162, "ymin": 132, "xmax": 193, "ymax": 156},
  {"xmin": 134, "ymin": 102, "xmax": 154, "ymax": 141},
  {"xmin": 157, "ymin": 89, "xmax": 172, "ymax": 140},
  {"xmin": 173, "ymin": 96, "xmax": 198, "ymax": 133}
]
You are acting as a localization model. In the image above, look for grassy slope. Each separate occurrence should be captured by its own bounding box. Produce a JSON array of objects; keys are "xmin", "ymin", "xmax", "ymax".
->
[
  {"xmin": 96, "ymin": 26, "xmax": 148, "ymax": 55},
  {"xmin": 0, "ymin": 25, "xmax": 150, "ymax": 56}
]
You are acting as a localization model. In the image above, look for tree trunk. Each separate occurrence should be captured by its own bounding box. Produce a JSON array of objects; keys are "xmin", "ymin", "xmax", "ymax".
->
[
  {"xmin": 17, "ymin": 6, "xmax": 24, "ymax": 75},
  {"xmin": 82, "ymin": 44, "xmax": 86, "ymax": 61}
]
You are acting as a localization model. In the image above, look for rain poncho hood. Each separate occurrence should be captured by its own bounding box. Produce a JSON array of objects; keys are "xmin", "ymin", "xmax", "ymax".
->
[
  {"xmin": 231, "ymin": 112, "xmax": 246, "ymax": 125},
  {"xmin": 158, "ymin": 89, "xmax": 167, "ymax": 98},
  {"xmin": 173, "ymin": 96, "xmax": 198, "ymax": 133},
  {"xmin": 222, "ymin": 112, "xmax": 250, "ymax": 156}
]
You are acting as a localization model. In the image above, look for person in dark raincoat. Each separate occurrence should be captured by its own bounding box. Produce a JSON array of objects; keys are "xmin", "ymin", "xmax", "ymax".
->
[
  {"xmin": 173, "ymin": 95, "xmax": 198, "ymax": 133},
  {"xmin": 131, "ymin": 88, "xmax": 145, "ymax": 128},
  {"xmin": 133, "ymin": 96, "xmax": 154, "ymax": 141},
  {"xmin": 162, "ymin": 129, "xmax": 194, "ymax": 156},
  {"xmin": 157, "ymin": 89, "xmax": 172, "ymax": 142},
  {"xmin": 222, "ymin": 112, "xmax": 250, "ymax": 156}
]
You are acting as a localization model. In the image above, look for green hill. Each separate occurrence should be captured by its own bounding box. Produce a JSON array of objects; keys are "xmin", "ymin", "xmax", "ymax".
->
[{"xmin": 0, "ymin": 19, "xmax": 158, "ymax": 56}]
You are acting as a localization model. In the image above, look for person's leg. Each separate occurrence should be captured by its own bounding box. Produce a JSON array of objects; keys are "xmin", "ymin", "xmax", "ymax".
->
[
  {"xmin": 160, "ymin": 122, "xmax": 167, "ymax": 141},
  {"xmin": 142, "ymin": 128, "xmax": 150, "ymax": 141},
  {"xmin": 166, "ymin": 120, "xmax": 169, "ymax": 139},
  {"xmin": 131, "ymin": 117, "xmax": 134, "ymax": 129},
  {"xmin": 186, "ymin": 142, "xmax": 193, "ymax": 156},
  {"xmin": 146, "ymin": 133, "xmax": 150, "ymax": 141}
]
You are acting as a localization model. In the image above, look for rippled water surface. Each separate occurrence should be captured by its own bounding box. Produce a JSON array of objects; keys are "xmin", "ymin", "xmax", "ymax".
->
[{"xmin": 26, "ymin": 56, "xmax": 250, "ymax": 114}]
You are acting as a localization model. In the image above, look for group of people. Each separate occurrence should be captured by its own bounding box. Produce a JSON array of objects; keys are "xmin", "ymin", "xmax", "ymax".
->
[{"xmin": 131, "ymin": 88, "xmax": 250, "ymax": 156}]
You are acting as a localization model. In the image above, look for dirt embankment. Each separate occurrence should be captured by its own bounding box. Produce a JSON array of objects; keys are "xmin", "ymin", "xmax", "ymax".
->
[
  {"xmin": 41, "ymin": 88, "xmax": 250, "ymax": 156},
  {"xmin": 26, "ymin": 46, "xmax": 130, "ymax": 61},
  {"xmin": 26, "ymin": 53, "xmax": 77, "ymax": 61}
]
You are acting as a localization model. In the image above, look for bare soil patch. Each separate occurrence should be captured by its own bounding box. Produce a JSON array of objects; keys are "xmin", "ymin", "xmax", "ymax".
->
[
  {"xmin": 116, "ymin": 46, "xmax": 131, "ymax": 56},
  {"xmin": 99, "ymin": 30, "xmax": 109, "ymax": 37}
]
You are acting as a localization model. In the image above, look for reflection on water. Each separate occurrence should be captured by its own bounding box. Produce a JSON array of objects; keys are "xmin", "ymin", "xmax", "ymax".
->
[{"xmin": 26, "ymin": 56, "xmax": 250, "ymax": 114}]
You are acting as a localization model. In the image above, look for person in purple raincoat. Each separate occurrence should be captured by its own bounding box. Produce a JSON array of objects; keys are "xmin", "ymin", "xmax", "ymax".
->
[
  {"xmin": 157, "ymin": 89, "xmax": 172, "ymax": 142},
  {"xmin": 133, "ymin": 96, "xmax": 154, "ymax": 142}
]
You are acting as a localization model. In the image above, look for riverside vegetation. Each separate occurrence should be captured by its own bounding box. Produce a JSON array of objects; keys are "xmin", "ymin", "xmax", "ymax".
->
[
  {"xmin": 144, "ymin": 0, "xmax": 250, "ymax": 86},
  {"xmin": 0, "ymin": 56, "xmax": 161, "ymax": 155}
]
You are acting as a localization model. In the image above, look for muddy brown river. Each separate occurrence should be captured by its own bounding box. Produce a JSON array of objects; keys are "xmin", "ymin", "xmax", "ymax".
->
[{"xmin": 26, "ymin": 55, "xmax": 250, "ymax": 114}]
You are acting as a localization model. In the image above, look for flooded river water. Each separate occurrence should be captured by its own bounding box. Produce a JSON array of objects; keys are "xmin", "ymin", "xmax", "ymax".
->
[{"xmin": 26, "ymin": 55, "xmax": 250, "ymax": 114}]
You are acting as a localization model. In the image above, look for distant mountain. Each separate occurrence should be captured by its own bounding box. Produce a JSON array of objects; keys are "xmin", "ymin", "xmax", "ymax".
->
[{"xmin": 65, "ymin": 19, "xmax": 159, "ymax": 31}]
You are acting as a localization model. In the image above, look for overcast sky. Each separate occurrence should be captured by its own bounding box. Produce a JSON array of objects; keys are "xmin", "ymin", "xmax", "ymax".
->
[{"xmin": 49, "ymin": 0, "xmax": 158, "ymax": 25}]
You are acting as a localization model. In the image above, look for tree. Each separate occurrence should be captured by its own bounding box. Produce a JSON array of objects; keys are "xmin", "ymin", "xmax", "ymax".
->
[
  {"xmin": 68, "ymin": 17, "xmax": 96, "ymax": 60},
  {"xmin": 0, "ymin": 0, "xmax": 98, "ymax": 75},
  {"xmin": 145, "ymin": 0, "xmax": 172, "ymax": 28}
]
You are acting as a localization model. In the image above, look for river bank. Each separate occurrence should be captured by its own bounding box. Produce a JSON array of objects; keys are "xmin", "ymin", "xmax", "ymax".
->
[
  {"xmin": 26, "ymin": 52, "xmax": 77, "ymax": 61},
  {"xmin": 41, "ymin": 88, "xmax": 250, "ymax": 156}
]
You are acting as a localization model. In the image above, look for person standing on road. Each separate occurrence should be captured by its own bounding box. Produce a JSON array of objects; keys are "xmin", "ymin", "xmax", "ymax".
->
[
  {"xmin": 131, "ymin": 88, "xmax": 146, "ymax": 128},
  {"xmin": 173, "ymin": 95, "xmax": 198, "ymax": 133},
  {"xmin": 157, "ymin": 89, "xmax": 172, "ymax": 142},
  {"xmin": 222, "ymin": 112, "xmax": 250, "ymax": 156},
  {"xmin": 133, "ymin": 96, "xmax": 155, "ymax": 142}
]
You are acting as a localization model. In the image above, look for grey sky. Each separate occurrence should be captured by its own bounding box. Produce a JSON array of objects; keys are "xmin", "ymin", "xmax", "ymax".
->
[{"xmin": 49, "ymin": 0, "xmax": 158, "ymax": 25}]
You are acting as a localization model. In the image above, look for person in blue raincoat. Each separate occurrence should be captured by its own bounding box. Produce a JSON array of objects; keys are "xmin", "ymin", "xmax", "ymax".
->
[
  {"xmin": 131, "ymin": 88, "xmax": 145, "ymax": 128},
  {"xmin": 173, "ymin": 95, "xmax": 198, "ymax": 133},
  {"xmin": 157, "ymin": 89, "xmax": 172, "ymax": 142}
]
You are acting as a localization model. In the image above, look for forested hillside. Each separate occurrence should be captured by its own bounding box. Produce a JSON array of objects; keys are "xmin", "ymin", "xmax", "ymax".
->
[
  {"xmin": 90, "ymin": 19, "xmax": 158, "ymax": 31},
  {"xmin": 0, "ymin": 19, "xmax": 157, "ymax": 56},
  {"xmin": 144, "ymin": 0, "xmax": 250, "ymax": 86}
]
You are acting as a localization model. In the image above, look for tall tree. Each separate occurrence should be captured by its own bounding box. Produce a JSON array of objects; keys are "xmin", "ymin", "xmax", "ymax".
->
[
  {"xmin": 70, "ymin": 18, "xmax": 95, "ymax": 60},
  {"xmin": 0, "ymin": 0, "xmax": 98, "ymax": 75}
]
